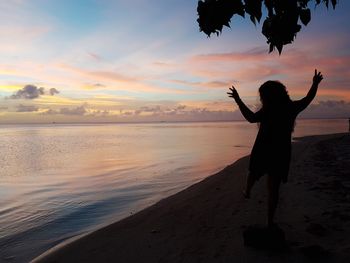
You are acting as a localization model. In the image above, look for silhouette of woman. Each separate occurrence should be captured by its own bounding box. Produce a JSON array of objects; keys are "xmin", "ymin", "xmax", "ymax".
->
[{"xmin": 228, "ymin": 69, "xmax": 323, "ymax": 227}]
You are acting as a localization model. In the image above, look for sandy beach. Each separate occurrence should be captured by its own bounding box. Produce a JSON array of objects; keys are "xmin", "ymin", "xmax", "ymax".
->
[{"xmin": 32, "ymin": 133, "xmax": 350, "ymax": 263}]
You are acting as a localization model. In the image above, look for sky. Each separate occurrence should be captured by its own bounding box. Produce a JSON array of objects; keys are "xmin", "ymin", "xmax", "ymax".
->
[{"xmin": 0, "ymin": 0, "xmax": 349, "ymax": 123}]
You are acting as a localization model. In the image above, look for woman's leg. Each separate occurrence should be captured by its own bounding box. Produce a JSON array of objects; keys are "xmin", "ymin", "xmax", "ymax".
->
[
  {"xmin": 267, "ymin": 174, "xmax": 281, "ymax": 227},
  {"xmin": 243, "ymin": 172, "xmax": 256, "ymax": 198}
]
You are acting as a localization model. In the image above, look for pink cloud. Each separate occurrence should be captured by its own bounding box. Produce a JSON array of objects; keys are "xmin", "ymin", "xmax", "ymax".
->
[
  {"xmin": 191, "ymin": 47, "xmax": 269, "ymax": 63},
  {"xmin": 170, "ymin": 79, "xmax": 230, "ymax": 89},
  {"xmin": 86, "ymin": 52, "xmax": 104, "ymax": 62},
  {"xmin": 59, "ymin": 64, "xmax": 138, "ymax": 82},
  {"xmin": 187, "ymin": 47, "xmax": 350, "ymax": 100},
  {"xmin": 58, "ymin": 64, "xmax": 192, "ymax": 94}
]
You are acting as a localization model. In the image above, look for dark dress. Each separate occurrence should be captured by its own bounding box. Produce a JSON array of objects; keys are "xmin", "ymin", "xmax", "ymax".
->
[{"xmin": 249, "ymin": 99, "xmax": 308, "ymax": 183}]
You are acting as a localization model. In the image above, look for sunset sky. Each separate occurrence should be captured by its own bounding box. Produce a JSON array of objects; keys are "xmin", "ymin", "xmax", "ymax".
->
[{"xmin": 0, "ymin": 0, "xmax": 349, "ymax": 123}]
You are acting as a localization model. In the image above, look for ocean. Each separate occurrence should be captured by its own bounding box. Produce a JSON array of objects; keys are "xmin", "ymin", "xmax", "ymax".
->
[{"xmin": 0, "ymin": 119, "xmax": 347, "ymax": 262}]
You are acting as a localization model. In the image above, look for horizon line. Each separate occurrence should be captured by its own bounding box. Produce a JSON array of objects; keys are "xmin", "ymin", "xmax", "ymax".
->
[{"xmin": 0, "ymin": 117, "xmax": 348, "ymax": 126}]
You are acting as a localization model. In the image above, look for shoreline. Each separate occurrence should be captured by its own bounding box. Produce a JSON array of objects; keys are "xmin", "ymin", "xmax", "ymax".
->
[{"xmin": 33, "ymin": 133, "xmax": 350, "ymax": 263}]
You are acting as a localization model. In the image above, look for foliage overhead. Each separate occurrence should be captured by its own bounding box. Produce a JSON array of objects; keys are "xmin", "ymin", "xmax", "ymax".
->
[{"xmin": 197, "ymin": 0, "xmax": 337, "ymax": 54}]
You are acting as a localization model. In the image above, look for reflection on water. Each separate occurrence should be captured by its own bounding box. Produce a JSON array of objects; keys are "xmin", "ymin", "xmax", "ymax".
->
[{"xmin": 0, "ymin": 120, "xmax": 347, "ymax": 262}]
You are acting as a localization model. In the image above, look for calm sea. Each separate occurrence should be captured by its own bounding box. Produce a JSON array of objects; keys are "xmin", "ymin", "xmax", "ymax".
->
[{"xmin": 0, "ymin": 119, "xmax": 347, "ymax": 262}]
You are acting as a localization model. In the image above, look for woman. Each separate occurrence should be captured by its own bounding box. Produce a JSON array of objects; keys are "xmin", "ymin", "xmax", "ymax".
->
[{"xmin": 227, "ymin": 69, "xmax": 323, "ymax": 227}]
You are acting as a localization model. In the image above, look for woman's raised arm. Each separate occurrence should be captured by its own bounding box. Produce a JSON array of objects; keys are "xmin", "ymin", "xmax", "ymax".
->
[
  {"xmin": 227, "ymin": 86, "xmax": 260, "ymax": 123},
  {"xmin": 295, "ymin": 69, "xmax": 323, "ymax": 112}
]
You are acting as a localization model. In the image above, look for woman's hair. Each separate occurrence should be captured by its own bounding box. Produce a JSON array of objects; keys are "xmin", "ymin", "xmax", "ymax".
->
[
  {"xmin": 259, "ymin": 80, "xmax": 295, "ymax": 131},
  {"xmin": 259, "ymin": 80, "xmax": 291, "ymax": 110}
]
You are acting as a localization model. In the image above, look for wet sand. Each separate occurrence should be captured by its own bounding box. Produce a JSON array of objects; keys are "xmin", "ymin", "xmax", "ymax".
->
[{"xmin": 33, "ymin": 133, "xmax": 350, "ymax": 263}]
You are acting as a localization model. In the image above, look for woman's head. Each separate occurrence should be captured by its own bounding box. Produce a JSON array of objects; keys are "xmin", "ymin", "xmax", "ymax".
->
[{"xmin": 259, "ymin": 80, "xmax": 291, "ymax": 109}]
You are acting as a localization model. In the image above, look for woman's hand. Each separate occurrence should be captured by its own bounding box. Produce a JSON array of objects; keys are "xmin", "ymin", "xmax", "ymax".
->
[
  {"xmin": 313, "ymin": 69, "xmax": 323, "ymax": 85},
  {"xmin": 227, "ymin": 86, "xmax": 240, "ymax": 101}
]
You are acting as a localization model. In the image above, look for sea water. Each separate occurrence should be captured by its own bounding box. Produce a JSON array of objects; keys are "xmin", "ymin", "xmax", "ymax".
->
[{"xmin": 0, "ymin": 119, "xmax": 347, "ymax": 262}]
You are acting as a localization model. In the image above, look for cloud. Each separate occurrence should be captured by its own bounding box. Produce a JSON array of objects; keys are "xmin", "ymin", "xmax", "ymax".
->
[
  {"xmin": 88, "ymin": 109, "xmax": 110, "ymax": 117},
  {"xmin": 122, "ymin": 111, "xmax": 133, "ymax": 116},
  {"xmin": 59, "ymin": 63, "xmax": 190, "ymax": 94},
  {"xmin": 187, "ymin": 47, "xmax": 350, "ymax": 100},
  {"xmin": 59, "ymin": 105, "xmax": 87, "ymax": 116},
  {"xmin": 139, "ymin": 106, "xmax": 162, "ymax": 113},
  {"xmin": 152, "ymin": 61, "xmax": 174, "ymax": 67},
  {"xmin": 9, "ymin": 85, "xmax": 44, "ymax": 99},
  {"xmin": 132, "ymin": 107, "xmax": 243, "ymax": 122},
  {"xmin": 49, "ymin": 88, "xmax": 60, "ymax": 96},
  {"xmin": 118, "ymin": 101, "xmax": 239, "ymax": 121},
  {"xmin": 171, "ymin": 79, "xmax": 230, "ymax": 89},
  {"xmin": 93, "ymin": 99, "xmax": 350, "ymax": 121},
  {"xmin": 82, "ymin": 83, "xmax": 107, "ymax": 90},
  {"xmin": 300, "ymin": 100, "xmax": 350, "ymax": 119},
  {"xmin": 42, "ymin": 104, "xmax": 112, "ymax": 117},
  {"xmin": 9, "ymin": 96, "xmax": 349, "ymax": 122},
  {"xmin": 16, "ymin": 104, "xmax": 39, "ymax": 112},
  {"xmin": 120, "ymin": 99, "xmax": 350, "ymax": 122},
  {"xmin": 133, "ymin": 105, "xmax": 187, "ymax": 117},
  {"xmin": 191, "ymin": 47, "xmax": 268, "ymax": 63},
  {"xmin": 133, "ymin": 107, "xmax": 156, "ymax": 116},
  {"xmin": 87, "ymin": 52, "xmax": 103, "ymax": 61},
  {"xmin": 8, "ymin": 85, "xmax": 60, "ymax": 99},
  {"xmin": 93, "ymin": 83, "xmax": 106, "ymax": 88},
  {"xmin": 43, "ymin": 105, "xmax": 87, "ymax": 116},
  {"xmin": 60, "ymin": 64, "xmax": 138, "ymax": 83}
]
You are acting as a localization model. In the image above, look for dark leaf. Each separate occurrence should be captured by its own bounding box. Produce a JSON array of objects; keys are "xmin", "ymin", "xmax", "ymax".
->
[
  {"xmin": 244, "ymin": 0, "xmax": 263, "ymax": 24},
  {"xmin": 331, "ymin": 0, "xmax": 337, "ymax": 9},
  {"xmin": 299, "ymin": 0, "xmax": 309, "ymax": 8},
  {"xmin": 300, "ymin": 8, "xmax": 311, "ymax": 26},
  {"xmin": 224, "ymin": 20, "xmax": 231, "ymax": 28},
  {"xmin": 276, "ymin": 43, "xmax": 283, "ymax": 55},
  {"xmin": 323, "ymin": 0, "xmax": 329, "ymax": 8},
  {"xmin": 250, "ymin": 15, "xmax": 256, "ymax": 25},
  {"xmin": 197, "ymin": 0, "xmax": 338, "ymax": 54},
  {"xmin": 264, "ymin": 0, "xmax": 273, "ymax": 17}
]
